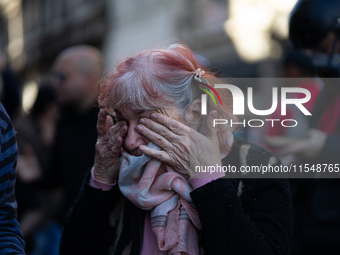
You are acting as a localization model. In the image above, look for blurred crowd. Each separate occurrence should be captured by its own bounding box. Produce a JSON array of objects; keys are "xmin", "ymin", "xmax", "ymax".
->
[{"xmin": 0, "ymin": 0, "xmax": 340, "ymax": 254}]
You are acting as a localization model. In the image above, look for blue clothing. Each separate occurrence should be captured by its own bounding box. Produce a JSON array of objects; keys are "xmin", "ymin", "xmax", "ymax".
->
[{"xmin": 0, "ymin": 101, "xmax": 25, "ymax": 254}]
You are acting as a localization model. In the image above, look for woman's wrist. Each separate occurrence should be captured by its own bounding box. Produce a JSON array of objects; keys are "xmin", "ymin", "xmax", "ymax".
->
[
  {"xmin": 93, "ymin": 163, "xmax": 119, "ymax": 184},
  {"xmin": 89, "ymin": 167, "xmax": 116, "ymax": 191},
  {"xmin": 188, "ymin": 169, "xmax": 225, "ymax": 190}
]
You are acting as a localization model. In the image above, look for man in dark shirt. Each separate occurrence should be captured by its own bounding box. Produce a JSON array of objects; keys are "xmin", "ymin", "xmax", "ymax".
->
[{"xmin": 50, "ymin": 45, "xmax": 102, "ymax": 223}]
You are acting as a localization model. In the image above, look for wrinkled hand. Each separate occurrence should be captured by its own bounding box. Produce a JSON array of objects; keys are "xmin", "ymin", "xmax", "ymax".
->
[
  {"xmin": 137, "ymin": 111, "xmax": 223, "ymax": 179},
  {"xmin": 93, "ymin": 109, "xmax": 127, "ymax": 184},
  {"xmin": 279, "ymin": 129, "xmax": 327, "ymax": 159}
]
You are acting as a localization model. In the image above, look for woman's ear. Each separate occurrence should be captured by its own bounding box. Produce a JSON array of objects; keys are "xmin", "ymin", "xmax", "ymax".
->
[{"xmin": 187, "ymin": 98, "xmax": 203, "ymax": 130}]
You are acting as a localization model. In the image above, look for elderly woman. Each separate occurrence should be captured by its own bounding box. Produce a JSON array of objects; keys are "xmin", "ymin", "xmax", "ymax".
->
[{"xmin": 59, "ymin": 44, "xmax": 293, "ymax": 255}]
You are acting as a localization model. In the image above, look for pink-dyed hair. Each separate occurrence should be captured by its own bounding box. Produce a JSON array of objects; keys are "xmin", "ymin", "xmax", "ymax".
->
[{"xmin": 98, "ymin": 44, "xmax": 236, "ymax": 131}]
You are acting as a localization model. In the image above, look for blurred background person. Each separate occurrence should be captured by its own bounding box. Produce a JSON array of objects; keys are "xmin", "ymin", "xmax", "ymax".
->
[
  {"xmin": 14, "ymin": 84, "xmax": 60, "ymax": 255},
  {"xmin": 48, "ymin": 45, "xmax": 102, "ymax": 225},
  {"xmin": 284, "ymin": 0, "xmax": 340, "ymax": 165},
  {"xmin": 264, "ymin": 48, "xmax": 321, "ymax": 153},
  {"xmin": 283, "ymin": 0, "xmax": 340, "ymax": 254}
]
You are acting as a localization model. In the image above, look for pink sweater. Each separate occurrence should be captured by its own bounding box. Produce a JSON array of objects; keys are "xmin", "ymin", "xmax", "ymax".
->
[{"xmin": 89, "ymin": 168, "xmax": 224, "ymax": 254}]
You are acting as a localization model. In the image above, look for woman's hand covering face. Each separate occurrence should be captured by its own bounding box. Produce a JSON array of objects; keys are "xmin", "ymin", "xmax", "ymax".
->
[
  {"xmin": 137, "ymin": 110, "xmax": 223, "ymax": 179},
  {"xmin": 93, "ymin": 109, "xmax": 127, "ymax": 184}
]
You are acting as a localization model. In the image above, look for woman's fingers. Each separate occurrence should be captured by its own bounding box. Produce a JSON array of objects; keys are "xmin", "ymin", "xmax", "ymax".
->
[
  {"xmin": 136, "ymin": 123, "xmax": 173, "ymax": 150},
  {"xmin": 97, "ymin": 109, "xmax": 108, "ymax": 139},
  {"xmin": 103, "ymin": 121, "xmax": 126, "ymax": 142},
  {"xmin": 95, "ymin": 117, "xmax": 126, "ymax": 165},
  {"xmin": 106, "ymin": 113, "xmax": 114, "ymax": 130},
  {"xmin": 97, "ymin": 109, "xmax": 125, "ymax": 141},
  {"xmin": 139, "ymin": 145, "xmax": 170, "ymax": 163},
  {"xmin": 105, "ymin": 123, "xmax": 127, "ymax": 154},
  {"xmin": 94, "ymin": 122, "xmax": 126, "ymax": 184},
  {"xmin": 109, "ymin": 136, "xmax": 124, "ymax": 157},
  {"xmin": 136, "ymin": 112, "xmax": 222, "ymax": 179},
  {"xmin": 107, "ymin": 121, "xmax": 127, "ymax": 136},
  {"xmin": 139, "ymin": 117, "xmax": 178, "ymax": 141},
  {"xmin": 149, "ymin": 113, "xmax": 189, "ymax": 136}
]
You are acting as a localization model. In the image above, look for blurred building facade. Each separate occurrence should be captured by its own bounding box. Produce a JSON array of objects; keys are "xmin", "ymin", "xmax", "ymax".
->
[
  {"xmin": 0, "ymin": 0, "xmax": 107, "ymax": 81},
  {"xmin": 0, "ymin": 0, "xmax": 297, "ymax": 85},
  {"xmin": 102, "ymin": 0, "xmax": 240, "ymax": 73}
]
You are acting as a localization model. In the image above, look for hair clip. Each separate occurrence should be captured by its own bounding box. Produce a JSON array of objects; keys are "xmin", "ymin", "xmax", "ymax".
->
[{"xmin": 193, "ymin": 68, "xmax": 205, "ymax": 82}]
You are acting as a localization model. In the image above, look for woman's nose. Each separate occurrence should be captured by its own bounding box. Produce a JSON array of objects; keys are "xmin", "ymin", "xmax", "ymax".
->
[{"xmin": 124, "ymin": 124, "xmax": 146, "ymax": 151}]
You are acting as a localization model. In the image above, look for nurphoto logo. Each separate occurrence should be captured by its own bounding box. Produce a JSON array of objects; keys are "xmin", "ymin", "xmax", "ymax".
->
[{"xmin": 200, "ymin": 84, "xmax": 312, "ymax": 128}]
